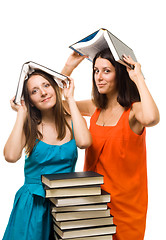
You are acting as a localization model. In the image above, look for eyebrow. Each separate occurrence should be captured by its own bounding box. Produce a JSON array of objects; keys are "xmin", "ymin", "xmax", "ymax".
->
[{"xmin": 94, "ymin": 66, "xmax": 112, "ymax": 69}]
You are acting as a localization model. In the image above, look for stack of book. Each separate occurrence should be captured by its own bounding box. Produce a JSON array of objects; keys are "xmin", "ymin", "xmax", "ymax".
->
[{"xmin": 42, "ymin": 171, "xmax": 116, "ymax": 239}]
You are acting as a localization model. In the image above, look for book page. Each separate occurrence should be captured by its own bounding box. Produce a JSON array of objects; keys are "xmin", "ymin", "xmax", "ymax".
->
[{"xmin": 75, "ymin": 34, "xmax": 109, "ymax": 61}]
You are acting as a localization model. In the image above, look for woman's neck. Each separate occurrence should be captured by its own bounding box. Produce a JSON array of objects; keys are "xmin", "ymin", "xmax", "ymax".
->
[
  {"xmin": 106, "ymin": 91, "xmax": 120, "ymax": 110},
  {"xmin": 41, "ymin": 109, "xmax": 55, "ymax": 124}
]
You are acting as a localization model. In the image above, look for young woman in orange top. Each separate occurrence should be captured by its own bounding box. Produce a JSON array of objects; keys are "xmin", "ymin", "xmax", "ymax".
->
[{"xmin": 62, "ymin": 48, "xmax": 160, "ymax": 240}]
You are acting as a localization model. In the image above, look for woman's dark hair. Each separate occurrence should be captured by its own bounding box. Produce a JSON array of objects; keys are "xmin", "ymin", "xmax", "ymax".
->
[
  {"xmin": 23, "ymin": 70, "xmax": 72, "ymax": 156},
  {"xmin": 92, "ymin": 48, "xmax": 140, "ymax": 109}
]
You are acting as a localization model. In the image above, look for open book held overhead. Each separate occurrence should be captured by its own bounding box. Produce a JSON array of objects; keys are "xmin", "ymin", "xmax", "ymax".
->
[
  {"xmin": 14, "ymin": 61, "xmax": 69, "ymax": 105},
  {"xmin": 69, "ymin": 28, "xmax": 137, "ymax": 69}
]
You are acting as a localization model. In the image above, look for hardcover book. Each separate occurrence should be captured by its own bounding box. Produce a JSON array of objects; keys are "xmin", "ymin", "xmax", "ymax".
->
[
  {"xmin": 51, "ymin": 203, "xmax": 108, "ymax": 213},
  {"xmin": 42, "ymin": 171, "xmax": 104, "ymax": 188},
  {"xmin": 52, "ymin": 208, "xmax": 110, "ymax": 221},
  {"xmin": 53, "ymin": 215, "xmax": 114, "ymax": 230},
  {"xmin": 54, "ymin": 233, "xmax": 113, "ymax": 240},
  {"xmin": 14, "ymin": 61, "xmax": 69, "ymax": 105},
  {"xmin": 53, "ymin": 224, "xmax": 116, "ymax": 239},
  {"xmin": 45, "ymin": 185, "xmax": 101, "ymax": 198},
  {"xmin": 49, "ymin": 189, "xmax": 110, "ymax": 207},
  {"xmin": 69, "ymin": 28, "xmax": 137, "ymax": 69}
]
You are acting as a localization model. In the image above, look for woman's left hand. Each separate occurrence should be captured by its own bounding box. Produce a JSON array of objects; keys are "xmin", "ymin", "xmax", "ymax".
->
[
  {"xmin": 123, "ymin": 55, "xmax": 144, "ymax": 83},
  {"xmin": 63, "ymin": 77, "xmax": 75, "ymax": 101}
]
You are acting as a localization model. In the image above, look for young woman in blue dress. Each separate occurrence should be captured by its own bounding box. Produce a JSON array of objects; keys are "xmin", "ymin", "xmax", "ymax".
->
[{"xmin": 3, "ymin": 70, "xmax": 92, "ymax": 240}]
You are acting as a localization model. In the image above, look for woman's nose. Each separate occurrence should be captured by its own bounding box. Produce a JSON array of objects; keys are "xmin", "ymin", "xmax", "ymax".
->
[
  {"xmin": 40, "ymin": 88, "xmax": 47, "ymax": 96},
  {"xmin": 98, "ymin": 72, "xmax": 103, "ymax": 81}
]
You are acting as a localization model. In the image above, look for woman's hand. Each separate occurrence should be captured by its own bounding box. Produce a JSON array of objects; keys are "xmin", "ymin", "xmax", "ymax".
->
[
  {"xmin": 123, "ymin": 55, "xmax": 144, "ymax": 83},
  {"xmin": 61, "ymin": 51, "xmax": 88, "ymax": 76},
  {"xmin": 63, "ymin": 77, "xmax": 75, "ymax": 101},
  {"xmin": 10, "ymin": 97, "xmax": 28, "ymax": 120}
]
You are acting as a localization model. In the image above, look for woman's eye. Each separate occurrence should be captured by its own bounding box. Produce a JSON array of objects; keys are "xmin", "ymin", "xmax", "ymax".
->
[
  {"xmin": 94, "ymin": 69, "xmax": 99, "ymax": 73},
  {"xmin": 105, "ymin": 69, "xmax": 110, "ymax": 73},
  {"xmin": 44, "ymin": 83, "xmax": 50, "ymax": 87},
  {"xmin": 32, "ymin": 89, "xmax": 38, "ymax": 94}
]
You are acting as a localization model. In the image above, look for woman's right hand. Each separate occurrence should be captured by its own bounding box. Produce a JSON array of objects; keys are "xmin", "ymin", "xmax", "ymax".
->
[
  {"xmin": 10, "ymin": 97, "xmax": 28, "ymax": 119},
  {"xmin": 61, "ymin": 51, "xmax": 87, "ymax": 76}
]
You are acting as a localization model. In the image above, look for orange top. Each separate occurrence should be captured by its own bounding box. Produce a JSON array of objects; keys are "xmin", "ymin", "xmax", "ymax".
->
[{"xmin": 84, "ymin": 108, "xmax": 148, "ymax": 240}]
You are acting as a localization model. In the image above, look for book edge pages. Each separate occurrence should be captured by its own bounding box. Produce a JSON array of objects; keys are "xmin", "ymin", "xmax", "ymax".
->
[
  {"xmin": 54, "ymin": 233, "xmax": 113, "ymax": 240},
  {"xmin": 53, "ymin": 215, "xmax": 114, "ymax": 230},
  {"xmin": 50, "ymin": 192, "xmax": 110, "ymax": 207},
  {"xmin": 45, "ymin": 186, "xmax": 101, "ymax": 198},
  {"xmin": 51, "ymin": 203, "xmax": 108, "ymax": 212},
  {"xmin": 52, "ymin": 208, "xmax": 110, "ymax": 221},
  {"xmin": 54, "ymin": 224, "xmax": 116, "ymax": 238}
]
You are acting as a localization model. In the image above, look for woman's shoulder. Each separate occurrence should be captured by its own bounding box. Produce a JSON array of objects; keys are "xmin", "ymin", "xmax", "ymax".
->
[{"xmin": 76, "ymin": 99, "xmax": 96, "ymax": 116}]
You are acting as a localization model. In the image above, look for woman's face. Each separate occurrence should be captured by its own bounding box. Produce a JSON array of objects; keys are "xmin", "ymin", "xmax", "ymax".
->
[
  {"xmin": 94, "ymin": 57, "xmax": 117, "ymax": 95},
  {"xmin": 27, "ymin": 75, "xmax": 56, "ymax": 111}
]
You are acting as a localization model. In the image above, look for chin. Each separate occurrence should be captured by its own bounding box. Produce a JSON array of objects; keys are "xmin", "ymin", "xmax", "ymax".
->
[
  {"xmin": 38, "ymin": 101, "xmax": 56, "ymax": 111},
  {"xmin": 98, "ymin": 89, "xmax": 107, "ymax": 94}
]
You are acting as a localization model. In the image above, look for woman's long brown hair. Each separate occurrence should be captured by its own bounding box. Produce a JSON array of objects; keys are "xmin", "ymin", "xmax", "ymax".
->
[
  {"xmin": 92, "ymin": 48, "xmax": 140, "ymax": 109},
  {"xmin": 23, "ymin": 70, "xmax": 73, "ymax": 156}
]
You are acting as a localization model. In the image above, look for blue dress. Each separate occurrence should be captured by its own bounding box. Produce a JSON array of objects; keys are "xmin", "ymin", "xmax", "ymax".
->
[{"xmin": 3, "ymin": 139, "xmax": 78, "ymax": 240}]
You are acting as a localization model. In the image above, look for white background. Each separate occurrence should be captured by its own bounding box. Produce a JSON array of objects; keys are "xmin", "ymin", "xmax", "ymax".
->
[{"xmin": 0, "ymin": 0, "xmax": 165, "ymax": 239}]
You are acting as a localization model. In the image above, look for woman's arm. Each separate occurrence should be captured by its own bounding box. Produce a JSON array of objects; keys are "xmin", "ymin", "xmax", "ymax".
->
[
  {"xmin": 3, "ymin": 99, "xmax": 27, "ymax": 163},
  {"xmin": 61, "ymin": 51, "xmax": 87, "ymax": 76},
  {"xmin": 124, "ymin": 55, "xmax": 160, "ymax": 128},
  {"xmin": 63, "ymin": 99, "xmax": 96, "ymax": 117},
  {"xmin": 63, "ymin": 78, "xmax": 92, "ymax": 149},
  {"xmin": 62, "ymin": 51, "xmax": 96, "ymax": 117}
]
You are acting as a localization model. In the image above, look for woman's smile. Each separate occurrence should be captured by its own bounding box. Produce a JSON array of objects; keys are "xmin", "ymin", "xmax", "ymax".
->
[{"xmin": 41, "ymin": 97, "xmax": 51, "ymax": 102}]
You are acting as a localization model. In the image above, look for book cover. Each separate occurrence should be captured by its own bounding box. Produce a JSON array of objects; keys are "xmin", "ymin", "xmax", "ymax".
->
[
  {"xmin": 14, "ymin": 61, "xmax": 69, "ymax": 105},
  {"xmin": 53, "ymin": 215, "xmax": 113, "ymax": 230},
  {"xmin": 42, "ymin": 171, "xmax": 104, "ymax": 188},
  {"xmin": 50, "ymin": 189, "xmax": 110, "ymax": 207},
  {"xmin": 69, "ymin": 28, "xmax": 137, "ymax": 69}
]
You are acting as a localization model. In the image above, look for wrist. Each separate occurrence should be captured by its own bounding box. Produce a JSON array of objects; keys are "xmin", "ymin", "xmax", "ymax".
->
[
  {"xmin": 17, "ymin": 108, "xmax": 27, "ymax": 122},
  {"xmin": 66, "ymin": 96, "xmax": 75, "ymax": 104},
  {"xmin": 62, "ymin": 64, "xmax": 74, "ymax": 76},
  {"xmin": 133, "ymin": 72, "xmax": 145, "ymax": 84}
]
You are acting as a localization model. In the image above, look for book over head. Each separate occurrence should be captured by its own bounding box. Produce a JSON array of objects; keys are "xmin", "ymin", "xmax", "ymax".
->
[
  {"xmin": 69, "ymin": 28, "xmax": 137, "ymax": 69},
  {"xmin": 42, "ymin": 171, "xmax": 104, "ymax": 188},
  {"xmin": 14, "ymin": 61, "xmax": 69, "ymax": 105}
]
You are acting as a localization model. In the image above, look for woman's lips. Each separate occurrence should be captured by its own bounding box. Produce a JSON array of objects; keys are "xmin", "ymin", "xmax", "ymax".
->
[{"xmin": 41, "ymin": 97, "xmax": 51, "ymax": 102}]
